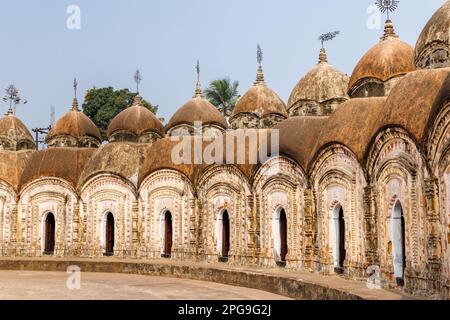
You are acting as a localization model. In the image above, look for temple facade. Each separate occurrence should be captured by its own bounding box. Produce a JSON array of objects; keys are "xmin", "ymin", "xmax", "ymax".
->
[{"xmin": 0, "ymin": 2, "xmax": 449, "ymax": 299}]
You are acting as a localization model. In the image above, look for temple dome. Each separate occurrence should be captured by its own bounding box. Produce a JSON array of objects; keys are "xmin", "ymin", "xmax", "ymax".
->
[
  {"xmin": 79, "ymin": 142, "xmax": 149, "ymax": 189},
  {"xmin": 166, "ymin": 82, "xmax": 228, "ymax": 136},
  {"xmin": 276, "ymin": 116, "xmax": 328, "ymax": 170},
  {"xmin": 348, "ymin": 20, "xmax": 415, "ymax": 98},
  {"xmin": 107, "ymin": 95, "xmax": 164, "ymax": 143},
  {"xmin": 0, "ymin": 110, "xmax": 35, "ymax": 151},
  {"xmin": 45, "ymin": 99, "xmax": 102, "ymax": 148},
  {"xmin": 230, "ymin": 65, "xmax": 287, "ymax": 129},
  {"xmin": 288, "ymin": 49, "xmax": 349, "ymax": 116},
  {"xmin": 415, "ymin": 1, "xmax": 450, "ymax": 69},
  {"xmin": 19, "ymin": 147, "xmax": 95, "ymax": 190},
  {"xmin": 0, "ymin": 150, "xmax": 34, "ymax": 191}
]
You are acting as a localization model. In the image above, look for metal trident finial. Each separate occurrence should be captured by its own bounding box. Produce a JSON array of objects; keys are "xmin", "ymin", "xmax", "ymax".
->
[
  {"xmin": 257, "ymin": 44, "xmax": 263, "ymax": 66},
  {"xmin": 73, "ymin": 78, "xmax": 78, "ymax": 99},
  {"xmin": 318, "ymin": 31, "xmax": 340, "ymax": 48},
  {"xmin": 196, "ymin": 60, "xmax": 200, "ymax": 82},
  {"xmin": 376, "ymin": 0, "xmax": 399, "ymax": 20},
  {"xmin": 134, "ymin": 70, "xmax": 142, "ymax": 94}
]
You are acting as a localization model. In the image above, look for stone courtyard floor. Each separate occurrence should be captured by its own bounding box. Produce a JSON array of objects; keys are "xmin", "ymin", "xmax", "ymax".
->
[
  {"xmin": 0, "ymin": 270, "xmax": 290, "ymax": 300},
  {"xmin": 0, "ymin": 257, "xmax": 422, "ymax": 300}
]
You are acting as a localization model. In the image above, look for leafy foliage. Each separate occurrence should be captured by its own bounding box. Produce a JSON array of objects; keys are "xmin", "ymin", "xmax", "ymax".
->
[
  {"xmin": 82, "ymin": 87, "xmax": 158, "ymax": 141},
  {"xmin": 204, "ymin": 78, "xmax": 240, "ymax": 116}
]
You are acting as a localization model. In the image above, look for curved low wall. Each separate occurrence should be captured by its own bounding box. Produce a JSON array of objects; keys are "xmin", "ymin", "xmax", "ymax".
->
[{"xmin": 0, "ymin": 258, "xmax": 383, "ymax": 300}]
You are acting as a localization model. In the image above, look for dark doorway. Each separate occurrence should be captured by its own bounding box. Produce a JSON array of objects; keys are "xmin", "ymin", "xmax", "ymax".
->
[
  {"xmin": 400, "ymin": 211, "xmax": 406, "ymax": 286},
  {"xmin": 44, "ymin": 213, "xmax": 55, "ymax": 255},
  {"xmin": 337, "ymin": 207, "xmax": 346, "ymax": 271},
  {"xmin": 104, "ymin": 212, "xmax": 115, "ymax": 256},
  {"xmin": 163, "ymin": 211, "xmax": 173, "ymax": 258},
  {"xmin": 393, "ymin": 202, "xmax": 406, "ymax": 286},
  {"xmin": 279, "ymin": 209, "xmax": 288, "ymax": 264},
  {"xmin": 220, "ymin": 211, "xmax": 230, "ymax": 262}
]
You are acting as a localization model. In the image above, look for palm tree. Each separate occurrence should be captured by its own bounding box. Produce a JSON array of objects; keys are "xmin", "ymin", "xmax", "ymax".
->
[{"xmin": 204, "ymin": 78, "xmax": 240, "ymax": 116}]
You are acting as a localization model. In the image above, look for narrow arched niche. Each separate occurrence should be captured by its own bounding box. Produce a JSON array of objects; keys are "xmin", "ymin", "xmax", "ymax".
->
[
  {"xmin": 330, "ymin": 204, "xmax": 346, "ymax": 274},
  {"xmin": 391, "ymin": 201, "xmax": 406, "ymax": 286},
  {"xmin": 103, "ymin": 212, "xmax": 115, "ymax": 257},
  {"xmin": 43, "ymin": 212, "xmax": 56, "ymax": 256},
  {"xmin": 273, "ymin": 208, "xmax": 288, "ymax": 267},
  {"xmin": 216, "ymin": 210, "xmax": 230, "ymax": 263},
  {"xmin": 161, "ymin": 211, "xmax": 173, "ymax": 258}
]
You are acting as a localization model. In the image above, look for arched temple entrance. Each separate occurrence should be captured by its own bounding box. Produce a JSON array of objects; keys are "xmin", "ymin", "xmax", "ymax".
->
[
  {"xmin": 331, "ymin": 204, "xmax": 346, "ymax": 274},
  {"xmin": 279, "ymin": 209, "xmax": 288, "ymax": 263},
  {"xmin": 273, "ymin": 208, "xmax": 288, "ymax": 266},
  {"xmin": 392, "ymin": 201, "xmax": 406, "ymax": 286},
  {"xmin": 162, "ymin": 211, "xmax": 173, "ymax": 258},
  {"xmin": 220, "ymin": 210, "xmax": 230, "ymax": 262},
  {"xmin": 43, "ymin": 212, "xmax": 55, "ymax": 255},
  {"xmin": 104, "ymin": 212, "xmax": 115, "ymax": 256}
]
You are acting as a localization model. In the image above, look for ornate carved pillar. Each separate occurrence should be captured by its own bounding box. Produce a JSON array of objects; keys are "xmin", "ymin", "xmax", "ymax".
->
[
  {"xmin": 189, "ymin": 198, "xmax": 199, "ymax": 259},
  {"xmin": 303, "ymin": 188, "xmax": 315, "ymax": 270},
  {"xmin": 363, "ymin": 186, "xmax": 378, "ymax": 266},
  {"xmin": 246, "ymin": 194, "xmax": 257, "ymax": 264},
  {"xmin": 10, "ymin": 204, "xmax": 20, "ymax": 256},
  {"xmin": 254, "ymin": 194, "xmax": 261, "ymax": 260},
  {"xmin": 131, "ymin": 200, "xmax": 139, "ymax": 257},
  {"xmin": 0, "ymin": 196, "xmax": 5, "ymax": 256},
  {"xmin": 72, "ymin": 202, "xmax": 80, "ymax": 256},
  {"xmin": 424, "ymin": 178, "xmax": 442, "ymax": 272}
]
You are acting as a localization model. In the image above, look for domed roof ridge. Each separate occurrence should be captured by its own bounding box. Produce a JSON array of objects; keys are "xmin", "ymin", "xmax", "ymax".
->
[
  {"xmin": 415, "ymin": 1, "xmax": 450, "ymax": 69},
  {"xmin": 348, "ymin": 20, "xmax": 415, "ymax": 97},
  {"xmin": 45, "ymin": 98, "xmax": 102, "ymax": 147},
  {"xmin": 107, "ymin": 95, "xmax": 164, "ymax": 140},
  {"xmin": 288, "ymin": 48, "xmax": 349, "ymax": 111}
]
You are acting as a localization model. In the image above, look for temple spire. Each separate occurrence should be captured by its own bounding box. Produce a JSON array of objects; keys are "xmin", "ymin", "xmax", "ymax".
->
[
  {"xmin": 376, "ymin": 0, "xmax": 399, "ymax": 40},
  {"xmin": 381, "ymin": 19, "xmax": 398, "ymax": 40},
  {"xmin": 5, "ymin": 106, "xmax": 13, "ymax": 116},
  {"xmin": 194, "ymin": 60, "xmax": 203, "ymax": 98},
  {"xmin": 318, "ymin": 48, "xmax": 328, "ymax": 64},
  {"xmin": 255, "ymin": 44, "xmax": 265, "ymax": 84},
  {"xmin": 72, "ymin": 78, "xmax": 79, "ymax": 111}
]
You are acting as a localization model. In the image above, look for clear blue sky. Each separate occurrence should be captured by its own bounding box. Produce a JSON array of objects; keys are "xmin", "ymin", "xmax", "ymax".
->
[{"xmin": 0, "ymin": 0, "xmax": 446, "ymax": 129}]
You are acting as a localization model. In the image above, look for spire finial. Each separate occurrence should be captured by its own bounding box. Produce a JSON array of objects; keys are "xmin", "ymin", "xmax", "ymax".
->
[
  {"xmin": 194, "ymin": 60, "xmax": 202, "ymax": 97},
  {"xmin": 133, "ymin": 94, "xmax": 143, "ymax": 106},
  {"xmin": 257, "ymin": 44, "xmax": 263, "ymax": 66},
  {"xmin": 318, "ymin": 31, "xmax": 339, "ymax": 64},
  {"xmin": 376, "ymin": 0, "xmax": 400, "ymax": 40},
  {"xmin": 318, "ymin": 31, "xmax": 340, "ymax": 49},
  {"xmin": 255, "ymin": 44, "xmax": 265, "ymax": 84},
  {"xmin": 134, "ymin": 70, "xmax": 142, "ymax": 94},
  {"xmin": 5, "ymin": 106, "xmax": 14, "ymax": 116},
  {"xmin": 3, "ymin": 84, "xmax": 27, "ymax": 116},
  {"xmin": 72, "ymin": 78, "xmax": 79, "ymax": 111},
  {"xmin": 318, "ymin": 48, "xmax": 328, "ymax": 64},
  {"xmin": 376, "ymin": 0, "xmax": 399, "ymax": 21},
  {"xmin": 381, "ymin": 19, "xmax": 398, "ymax": 40}
]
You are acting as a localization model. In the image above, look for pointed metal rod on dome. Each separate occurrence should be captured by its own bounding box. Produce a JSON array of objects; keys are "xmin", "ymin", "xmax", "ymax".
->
[
  {"xmin": 194, "ymin": 60, "xmax": 202, "ymax": 97},
  {"xmin": 134, "ymin": 69, "xmax": 142, "ymax": 95},
  {"xmin": 255, "ymin": 44, "xmax": 265, "ymax": 84},
  {"xmin": 72, "ymin": 78, "xmax": 80, "ymax": 111}
]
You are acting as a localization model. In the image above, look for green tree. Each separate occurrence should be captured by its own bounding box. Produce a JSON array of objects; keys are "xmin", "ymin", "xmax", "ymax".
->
[
  {"xmin": 82, "ymin": 87, "xmax": 159, "ymax": 141},
  {"xmin": 204, "ymin": 78, "xmax": 240, "ymax": 116}
]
